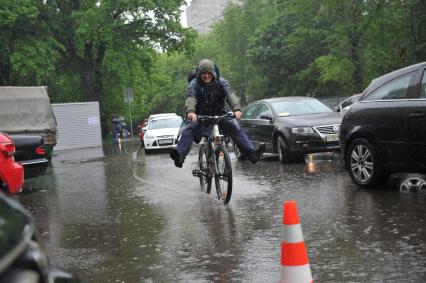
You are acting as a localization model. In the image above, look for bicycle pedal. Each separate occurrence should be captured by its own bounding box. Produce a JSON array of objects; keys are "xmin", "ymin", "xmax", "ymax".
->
[{"xmin": 192, "ymin": 169, "xmax": 202, "ymax": 177}]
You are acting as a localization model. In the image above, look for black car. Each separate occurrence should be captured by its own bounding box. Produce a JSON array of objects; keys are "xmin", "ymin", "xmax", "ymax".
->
[
  {"xmin": 9, "ymin": 135, "xmax": 49, "ymax": 179},
  {"xmin": 0, "ymin": 192, "xmax": 78, "ymax": 283},
  {"xmin": 237, "ymin": 97, "xmax": 343, "ymax": 163},
  {"xmin": 335, "ymin": 93, "xmax": 362, "ymax": 113},
  {"xmin": 340, "ymin": 62, "xmax": 426, "ymax": 189}
]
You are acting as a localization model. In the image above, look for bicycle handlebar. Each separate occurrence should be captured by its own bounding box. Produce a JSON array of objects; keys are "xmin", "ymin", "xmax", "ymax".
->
[{"xmin": 197, "ymin": 112, "xmax": 235, "ymax": 122}]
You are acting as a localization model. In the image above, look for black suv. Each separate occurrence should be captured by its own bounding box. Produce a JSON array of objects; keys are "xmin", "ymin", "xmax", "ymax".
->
[{"xmin": 340, "ymin": 62, "xmax": 426, "ymax": 188}]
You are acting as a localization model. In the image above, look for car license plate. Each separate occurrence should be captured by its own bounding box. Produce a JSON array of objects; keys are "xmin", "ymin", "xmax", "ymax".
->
[
  {"xmin": 326, "ymin": 134, "xmax": 339, "ymax": 142},
  {"xmin": 158, "ymin": 139, "xmax": 173, "ymax": 145}
]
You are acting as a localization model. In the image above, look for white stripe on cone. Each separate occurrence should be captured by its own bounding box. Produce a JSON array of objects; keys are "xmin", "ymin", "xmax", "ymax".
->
[
  {"xmin": 283, "ymin": 224, "xmax": 304, "ymax": 243},
  {"xmin": 280, "ymin": 265, "xmax": 313, "ymax": 283}
]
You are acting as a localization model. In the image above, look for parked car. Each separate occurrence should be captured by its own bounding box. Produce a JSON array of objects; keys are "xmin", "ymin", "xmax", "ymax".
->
[
  {"xmin": 0, "ymin": 192, "xmax": 78, "ymax": 282},
  {"xmin": 0, "ymin": 133, "xmax": 24, "ymax": 194},
  {"xmin": 340, "ymin": 62, "xmax": 426, "ymax": 189},
  {"xmin": 140, "ymin": 114, "xmax": 179, "ymax": 147},
  {"xmin": 9, "ymin": 135, "xmax": 49, "ymax": 179},
  {"xmin": 0, "ymin": 87, "xmax": 57, "ymax": 161},
  {"xmin": 143, "ymin": 115, "xmax": 183, "ymax": 152},
  {"xmin": 237, "ymin": 97, "xmax": 343, "ymax": 163},
  {"xmin": 138, "ymin": 118, "xmax": 149, "ymax": 145},
  {"xmin": 146, "ymin": 113, "xmax": 178, "ymax": 126},
  {"xmin": 335, "ymin": 93, "xmax": 362, "ymax": 113}
]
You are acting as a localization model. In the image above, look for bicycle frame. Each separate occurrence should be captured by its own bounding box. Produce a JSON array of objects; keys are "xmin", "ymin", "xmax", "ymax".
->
[
  {"xmin": 202, "ymin": 131, "xmax": 220, "ymax": 177},
  {"xmin": 198, "ymin": 113, "xmax": 233, "ymax": 176}
]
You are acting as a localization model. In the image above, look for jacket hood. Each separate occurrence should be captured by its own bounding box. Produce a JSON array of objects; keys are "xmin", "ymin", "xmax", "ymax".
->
[{"xmin": 197, "ymin": 59, "xmax": 218, "ymax": 79}]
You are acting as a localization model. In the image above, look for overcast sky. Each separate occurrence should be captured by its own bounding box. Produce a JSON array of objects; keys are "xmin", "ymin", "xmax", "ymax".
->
[{"xmin": 180, "ymin": 2, "xmax": 188, "ymax": 27}]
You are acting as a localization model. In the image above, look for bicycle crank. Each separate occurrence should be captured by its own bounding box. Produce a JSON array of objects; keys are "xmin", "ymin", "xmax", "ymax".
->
[{"xmin": 192, "ymin": 169, "xmax": 203, "ymax": 177}]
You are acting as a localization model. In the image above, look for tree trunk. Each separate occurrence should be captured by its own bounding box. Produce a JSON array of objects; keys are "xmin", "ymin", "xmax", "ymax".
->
[
  {"xmin": 93, "ymin": 43, "xmax": 106, "ymax": 102},
  {"xmin": 82, "ymin": 43, "xmax": 96, "ymax": 101},
  {"xmin": 0, "ymin": 62, "xmax": 11, "ymax": 85},
  {"xmin": 81, "ymin": 42, "xmax": 106, "ymax": 102}
]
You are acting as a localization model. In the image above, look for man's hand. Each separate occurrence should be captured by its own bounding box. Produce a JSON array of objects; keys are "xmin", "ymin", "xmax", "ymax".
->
[
  {"xmin": 234, "ymin": 110, "xmax": 242, "ymax": 120},
  {"xmin": 187, "ymin": 112, "xmax": 197, "ymax": 122}
]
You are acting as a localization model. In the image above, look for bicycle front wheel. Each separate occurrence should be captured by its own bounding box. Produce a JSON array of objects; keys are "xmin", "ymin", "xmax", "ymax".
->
[
  {"xmin": 198, "ymin": 144, "xmax": 212, "ymax": 194},
  {"xmin": 214, "ymin": 144, "xmax": 232, "ymax": 204}
]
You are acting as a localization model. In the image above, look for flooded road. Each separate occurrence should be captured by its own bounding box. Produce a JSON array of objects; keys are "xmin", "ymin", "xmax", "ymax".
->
[{"xmin": 17, "ymin": 142, "xmax": 426, "ymax": 282}]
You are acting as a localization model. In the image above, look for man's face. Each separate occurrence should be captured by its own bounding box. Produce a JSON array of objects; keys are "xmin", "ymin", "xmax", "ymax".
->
[{"xmin": 200, "ymin": 72, "xmax": 213, "ymax": 84}]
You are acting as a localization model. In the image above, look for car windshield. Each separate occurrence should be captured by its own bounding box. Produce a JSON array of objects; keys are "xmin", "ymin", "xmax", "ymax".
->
[
  {"xmin": 148, "ymin": 118, "xmax": 182, "ymax": 130},
  {"xmin": 271, "ymin": 99, "xmax": 333, "ymax": 116}
]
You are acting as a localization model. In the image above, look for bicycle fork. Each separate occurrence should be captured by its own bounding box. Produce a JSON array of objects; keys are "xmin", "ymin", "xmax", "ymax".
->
[{"xmin": 192, "ymin": 143, "xmax": 219, "ymax": 177}]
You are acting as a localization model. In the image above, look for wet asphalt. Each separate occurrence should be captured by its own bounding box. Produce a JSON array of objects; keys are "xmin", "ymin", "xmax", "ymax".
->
[{"xmin": 17, "ymin": 141, "xmax": 426, "ymax": 282}]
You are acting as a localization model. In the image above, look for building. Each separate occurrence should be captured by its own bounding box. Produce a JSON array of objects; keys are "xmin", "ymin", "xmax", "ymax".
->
[{"xmin": 186, "ymin": 0, "xmax": 237, "ymax": 34}]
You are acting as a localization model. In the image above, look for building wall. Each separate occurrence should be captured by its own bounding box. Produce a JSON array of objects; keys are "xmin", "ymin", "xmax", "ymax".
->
[
  {"xmin": 52, "ymin": 102, "xmax": 103, "ymax": 150},
  {"xmin": 186, "ymin": 0, "xmax": 238, "ymax": 34}
]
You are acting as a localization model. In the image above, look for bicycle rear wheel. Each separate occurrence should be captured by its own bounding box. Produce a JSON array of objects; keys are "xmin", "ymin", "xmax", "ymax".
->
[
  {"xmin": 214, "ymin": 144, "xmax": 232, "ymax": 204},
  {"xmin": 198, "ymin": 144, "xmax": 212, "ymax": 194}
]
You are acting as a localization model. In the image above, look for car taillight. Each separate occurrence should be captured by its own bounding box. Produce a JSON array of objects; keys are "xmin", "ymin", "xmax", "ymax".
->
[
  {"xmin": 0, "ymin": 142, "xmax": 15, "ymax": 158},
  {"xmin": 35, "ymin": 145, "xmax": 45, "ymax": 156}
]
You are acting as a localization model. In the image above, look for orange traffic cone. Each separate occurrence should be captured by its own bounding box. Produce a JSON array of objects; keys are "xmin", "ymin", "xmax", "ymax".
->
[{"xmin": 280, "ymin": 200, "xmax": 313, "ymax": 283}]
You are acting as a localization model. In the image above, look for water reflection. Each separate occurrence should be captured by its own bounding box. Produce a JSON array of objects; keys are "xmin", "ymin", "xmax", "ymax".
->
[
  {"xmin": 130, "ymin": 150, "xmax": 246, "ymax": 282},
  {"xmin": 306, "ymin": 161, "xmax": 317, "ymax": 173}
]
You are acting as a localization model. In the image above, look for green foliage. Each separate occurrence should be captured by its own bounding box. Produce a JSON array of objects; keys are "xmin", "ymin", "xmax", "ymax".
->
[
  {"xmin": 10, "ymin": 38, "xmax": 63, "ymax": 84},
  {"xmin": 0, "ymin": 0, "xmax": 63, "ymax": 85},
  {"xmin": 210, "ymin": 0, "xmax": 276, "ymax": 104},
  {"xmin": 314, "ymin": 55, "xmax": 355, "ymax": 89},
  {"xmin": 243, "ymin": 0, "xmax": 426, "ymax": 98}
]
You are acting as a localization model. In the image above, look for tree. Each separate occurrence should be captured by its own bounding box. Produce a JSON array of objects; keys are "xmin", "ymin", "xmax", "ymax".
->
[
  {"xmin": 248, "ymin": 0, "xmax": 327, "ymax": 97},
  {"xmin": 0, "ymin": 0, "xmax": 62, "ymax": 85},
  {"xmin": 248, "ymin": 0, "xmax": 395, "ymax": 97},
  {"xmin": 210, "ymin": 0, "xmax": 276, "ymax": 104},
  {"xmin": 46, "ymin": 0, "xmax": 195, "ymax": 102}
]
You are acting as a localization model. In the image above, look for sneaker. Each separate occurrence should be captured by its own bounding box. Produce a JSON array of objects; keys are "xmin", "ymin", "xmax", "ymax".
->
[
  {"xmin": 170, "ymin": 148, "xmax": 184, "ymax": 168},
  {"xmin": 248, "ymin": 143, "xmax": 265, "ymax": 164}
]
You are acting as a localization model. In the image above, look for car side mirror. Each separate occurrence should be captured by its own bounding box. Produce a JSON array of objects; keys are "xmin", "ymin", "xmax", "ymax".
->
[
  {"xmin": 335, "ymin": 107, "xmax": 341, "ymax": 112},
  {"xmin": 142, "ymin": 127, "xmax": 147, "ymax": 133},
  {"xmin": 259, "ymin": 113, "xmax": 272, "ymax": 120}
]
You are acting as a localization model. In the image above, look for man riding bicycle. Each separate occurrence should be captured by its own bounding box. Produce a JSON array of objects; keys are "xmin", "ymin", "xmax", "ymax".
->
[{"xmin": 170, "ymin": 59, "xmax": 265, "ymax": 168}]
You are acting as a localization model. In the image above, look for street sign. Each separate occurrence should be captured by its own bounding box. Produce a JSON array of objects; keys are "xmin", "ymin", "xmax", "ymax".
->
[{"xmin": 123, "ymin": 87, "xmax": 134, "ymax": 103}]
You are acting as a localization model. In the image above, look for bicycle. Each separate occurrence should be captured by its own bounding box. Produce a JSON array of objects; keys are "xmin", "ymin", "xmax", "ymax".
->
[{"xmin": 192, "ymin": 113, "xmax": 234, "ymax": 204}]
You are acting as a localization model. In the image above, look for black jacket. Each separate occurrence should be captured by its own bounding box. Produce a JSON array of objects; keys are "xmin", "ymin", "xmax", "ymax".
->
[{"xmin": 185, "ymin": 77, "xmax": 241, "ymax": 115}]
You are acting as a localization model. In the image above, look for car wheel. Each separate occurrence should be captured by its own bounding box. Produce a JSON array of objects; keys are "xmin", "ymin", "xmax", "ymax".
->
[
  {"xmin": 399, "ymin": 176, "xmax": 426, "ymax": 193},
  {"xmin": 277, "ymin": 136, "xmax": 292, "ymax": 164},
  {"xmin": 347, "ymin": 138, "xmax": 389, "ymax": 189},
  {"xmin": 233, "ymin": 143, "xmax": 246, "ymax": 161}
]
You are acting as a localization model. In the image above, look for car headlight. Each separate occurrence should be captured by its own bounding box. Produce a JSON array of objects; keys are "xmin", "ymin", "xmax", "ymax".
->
[
  {"xmin": 291, "ymin": 127, "xmax": 315, "ymax": 135},
  {"xmin": 145, "ymin": 134, "xmax": 155, "ymax": 139}
]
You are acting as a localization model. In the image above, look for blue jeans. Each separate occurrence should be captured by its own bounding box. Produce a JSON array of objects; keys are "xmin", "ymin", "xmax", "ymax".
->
[{"xmin": 176, "ymin": 118, "xmax": 255, "ymax": 160}]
